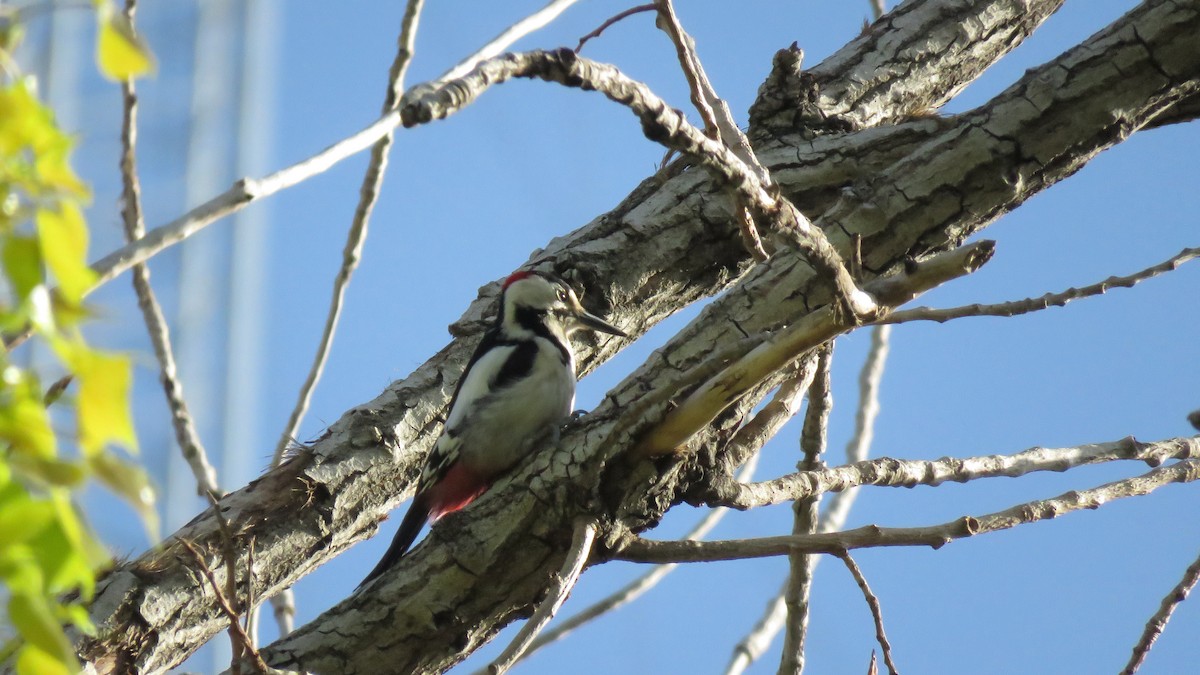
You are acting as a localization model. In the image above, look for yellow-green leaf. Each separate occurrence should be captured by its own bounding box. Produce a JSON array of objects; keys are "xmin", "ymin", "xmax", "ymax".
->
[
  {"xmin": 13, "ymin": 456, "xmax": 87, "ymax": 487},
  {"xmin": 0, "ymin": 395, "xmax": 57, "ymax": 460},
  {"xmin": 96, "ymin": 10, "xmax": 155, "ymax": 81},
  {"xmin": 8, "ymin": 594, "xmax": 77, "ymax": 669},
  {"xmin": 0, "ymin": 496, "xmax": 55, "ymax": 549},
  {"xmin": 72, "ymin": 349, "xmax": 137, "ymax": 455},
  {"xmin": 27, "ymin": 511, "xmax": 97, "ymax": 599},
  {"xmin": 90, "ymin": 452, "xmax": 158, "ymax": 543},
  {"xmin": 36, "ymin": 203, "xmax": 96, "ymax": 304},
  {"xmin": 2, "ymin": 235, "xmax": 42, "ymax": 304},
  {"xmin": 15, "ymin": 644, "xmax": 74, "ymax": 675}
]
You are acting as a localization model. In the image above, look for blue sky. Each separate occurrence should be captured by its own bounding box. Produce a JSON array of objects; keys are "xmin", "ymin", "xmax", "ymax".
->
[{"xmin": 53, "ymin": 1, "xmax": 1200, "ymax": 673}]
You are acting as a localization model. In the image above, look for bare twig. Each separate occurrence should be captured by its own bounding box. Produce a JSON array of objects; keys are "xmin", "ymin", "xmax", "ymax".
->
[
  {"xmin": 654, "ymin": 0, "xmax": 719, "ymax": 137},
  {"xmin": 878, "ymin": 247, "xmax": 1200, "ymax": 326},
  {"xmin": 179, "ymin": 539, "xmax": 268, "ymax": 674},
  {"xmin": 716, "ymin": 435, "xmax": 1199, "ymax": 511},
  {"xmin": 1121, "ymin": 546, "xmax": 1200, "ymax": 674},
  {"xmin": 483, "ymin": 517, "xmax": 598, "ymax": 675},
  {"xmin": 205, "ymin": 492, "xmax": 256, "ymax": 669},
  {"xmin": 441, "ymin": 0, "xmax": 583, "ymax": 81},
  {"xmin": 119, "ymin": 0, "xmax": 220, "ymax": 498},
  {"xmin": 835, "ymin": 551, "xmax": 899, "ymax": 675},
  {"xmin": 518, "ymin": 454, "xmax": 762, "ymax": 663},
  {"xmin": 400, "ymin": 49, "xmax": 875, "ymax": 320},
  {"xmin": 780, "ymin": 345, "xmax": 833, "ymax": 674},
  {"xmin": 620, "ymin": 458, "xmax": 1200, "ymax": 564},
  {"xmin": 575, "ymin": 4, "xmax": 655, "ymax": 53},
  {"xmin": 869, "ymin": 0, "xmax": 887, "ymax": 21},
  {"xmin": 655, "ymin": 0, "xmax": 770, "ymax": 257}
]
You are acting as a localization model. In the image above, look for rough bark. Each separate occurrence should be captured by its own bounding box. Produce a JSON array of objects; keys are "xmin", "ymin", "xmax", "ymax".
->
[{"xmin": 70, "ymin": 0, "xmax": 1200, "ymax": 672}]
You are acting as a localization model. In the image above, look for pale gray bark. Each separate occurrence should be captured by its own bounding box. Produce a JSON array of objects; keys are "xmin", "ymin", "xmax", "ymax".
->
[{"xmin": 74, "ymin": 0, "xmax": 1200, "ymax": 673}]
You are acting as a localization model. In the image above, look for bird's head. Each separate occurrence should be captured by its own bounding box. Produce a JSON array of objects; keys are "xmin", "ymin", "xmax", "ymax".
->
[{"xmin": 500, "ymin": 271, "xmax": 627, "ymax": 340}]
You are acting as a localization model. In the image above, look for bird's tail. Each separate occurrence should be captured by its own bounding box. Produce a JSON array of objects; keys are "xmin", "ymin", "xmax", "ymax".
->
[{"xmin": 356, "ymin": 496, "xmax": 429, "ymax": 591}]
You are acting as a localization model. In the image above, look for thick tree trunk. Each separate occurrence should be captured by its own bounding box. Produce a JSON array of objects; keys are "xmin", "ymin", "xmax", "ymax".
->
[{"xmin": 70, "ymin": 0, "xmax": 1199, "ymax": 673}]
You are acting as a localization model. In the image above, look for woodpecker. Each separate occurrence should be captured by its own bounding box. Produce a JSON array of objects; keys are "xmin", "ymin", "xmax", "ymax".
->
[{"xmin": 358, "ymin": 270, "xmax": 626, "ymax": 588}]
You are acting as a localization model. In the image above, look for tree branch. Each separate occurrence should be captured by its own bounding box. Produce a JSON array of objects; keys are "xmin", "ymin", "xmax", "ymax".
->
[
  {"xmin": 779, "ymin": 346, "xmax": 833, "ymax": 675},
  {"xmin": 619, "ymin": 458, "xmax": 1200, "ymax": 564},
  {"xmin": 878, "ymin": 247, "xmax": 1200, "ymax": 326},
  {"xmin": 76, "ymin": 2, "xmax": 1198, "ymax": 670},
  {"xmin": 118, "ymin": 0, "xmax": 220, "ymax": 499},
  {"xmin": 725, "ymin": 329, "xmax": 889, "ymax": 675},
  {"xmin": 482, "ymin": 518, "xmax": 597, "ymax": 675},
  {"xmin": 1121, "ymin": 546, "xmax": 1200, "ymax": 675},
  {"xmin": 835, "ymin": 551, "xmax": 899, "ymax": 675},
  {"xmin": 715, "ymin": 436, "xmax": 1199, "ymax": 511}
]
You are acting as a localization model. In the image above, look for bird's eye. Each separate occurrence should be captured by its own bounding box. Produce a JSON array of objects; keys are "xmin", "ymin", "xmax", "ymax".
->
[{"xmin": 557, "ymin": 289, "xmax": 568, "ymax": 302}]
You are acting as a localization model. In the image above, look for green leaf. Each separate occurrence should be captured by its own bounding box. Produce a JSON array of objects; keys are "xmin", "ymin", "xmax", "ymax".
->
[
  {"xmin": 2, "ymin": 235, "xmax": 41, "ymax": 305},
  {"xmin": 72, "ymin": 348, "xmax": 137, "ymax": 455},
  {"xmin": 36, "ymin": 203, "xmax": 96, "ymax": 305},
  {"xmin": 96, "ymin": 7, "xmax": 156, "ymax": 81},
  {"xmin": 0, "ymin": 494, "xmax": 55, "ymax": 549},
  {"xmin": 8, "ymin": 594, "xmax": 77, "ymax": 669},
  {"xmin": 89, "ymin": 452, "xmax": 158, "ymax": 543},
  {"xmin": 15, "ymin": 644, "xmax": 74, "ymax": 675},
  {"xmin": 13, "ymin": 456, "xmax": 87, "ymax": 488},
  {"xmin": 0, "ymin": 391, "xmax": 57, "ymax": 460},
  {"xmin": 27, "ymin": 510, "xmax": 97, "ymax": 599}
]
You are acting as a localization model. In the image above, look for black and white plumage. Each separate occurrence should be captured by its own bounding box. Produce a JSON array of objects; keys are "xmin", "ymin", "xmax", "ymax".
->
[{"xmin": 358, "ymin": 271, "xmax": 626, "ymax": 589}]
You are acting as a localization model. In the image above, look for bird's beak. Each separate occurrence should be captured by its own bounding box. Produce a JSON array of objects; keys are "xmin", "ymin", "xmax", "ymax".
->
[{"xmin": 574, "ymin": 308, "xmax": 628, "ymax": 338}]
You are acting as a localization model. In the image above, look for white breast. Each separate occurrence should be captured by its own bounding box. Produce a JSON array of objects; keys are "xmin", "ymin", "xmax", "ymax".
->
[{"xmin": 446, "ymin": 337, "xmax": 575, "ymax": 477}]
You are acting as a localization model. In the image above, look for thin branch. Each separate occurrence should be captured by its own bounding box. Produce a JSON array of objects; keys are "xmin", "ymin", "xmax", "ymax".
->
[
  {"xmin": 725, "ymin": 333, "xmax": 889, "ymax": 675},
  {"xmin": 637, "ymin": 240, "xmax": 993, "ymax": 456},
  {"xmin": 441, "ymin": 0, "xmax": 583, "ymax": 81},
  {"xmin": 835, "ymin": 551, "xmax": 899, "ymax": 675},
  {"xmin": 877, "ymin": 246, "xmax": 1200, "ymax": 326},
  {"xmin": 654, "ymin": 0, "xmax": 770, "ymax": 260},
  {"xmin": 780, "ymin": 345, "xmax": 833, "ymax": 675},
  {"xmin": 575, "ymin": 4, "xmax": 655, "ymax": 53},
  {"xmin": 270, "ymin": 0, "xmax": 425, "ymax": 464},
  {"xmin": 715, "ymin": 435, "xmax": 1200, "ymax": 511},
  {"xmin": 400, "ymin": 49, "xmax": 875, "ymax": 321},
  {"xmin": 179, "ymin": 539, "xmax": 269, "ymax": 674},
  {"xmin": 655, "ymin": 0, "xmax": 719, "ymax": 137},
  {"xmin": 118, "ymin": 0, "xmax": 220, "ymax": 498},
  {"xmin": 266, "ymin": 0, "xmax": 426, "ymax": 638},
  {"xmin": 869, "ymin": 0, "xmax": 887, "ymax": 21},
  {"xmin": 619, "ymin": 458, "xmax": 1200, "ymax": 564},
  {"xmin": 483, "ymin": 517, "xmax": 598, "ymax": 675},
  {"xmin": 517, "ymin": 454, "xmax": 762, "ymax": 663},
  {"xmin": 1121, "ymin": 546, "xmax": 1200, "ymax": 674}
]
